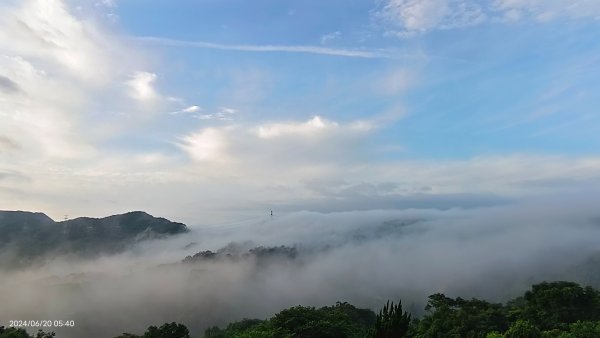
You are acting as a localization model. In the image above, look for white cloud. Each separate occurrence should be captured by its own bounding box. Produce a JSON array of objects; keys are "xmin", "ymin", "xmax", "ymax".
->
[
  {"xmin": 0, "ymin": 0, "xmax": 117, "ymax": 84},
  {"xmin": 195, "ymin": 107, "xmax": 236, "ymax": 121},
  {"xmin": 493, "ymin": 0, "xmax": 600, "ymax": 22},
  {"xmin": 126, "ymin": 71, "xmax": 159, "ymax": 102},
  {"xmin": 1, "ymin": 0, "xmax": 599, "ymax": 229},
  {"xmin": 175, "ymin": 116, "xmax": 376, "ymax": 175},
  {"xmin": 253, "ymin": 116, "xmax": 375, "ymax": 140},
  {"xmin": 220, "ymin": 107, "xmax": 236, "ymax": 115},
  {"xmin": 0, "ymin": 0, "xmax": 173, "ymax": 217},
  {"xmin": 182, "ymin": 105, "xmax": 201, "ymax": 113},
  {"xmin": 177, "ymin": 128, "xmax": 229, "ymax": 163},
  {"xmin": 380, "ymin": 0, "xmax": 450, "ymax": 33},
  {"xmin": 0, "ymin": 54, "xmax": 92, "ymax": 159},
  {"xmin": 255, "ymin": 116, "xmax": 339, "ymax": 139},
  {"xmin": 136, "ymin": 36, "xmax": 398, "ymax": 59},
  {"xmin": 376, "ymin": 0, "xmax": 485, "ymax": 36},
  {"xmin": 0, "ymin": 0, "xmax": 161, "ymax": 162},
  {"xmin": 320, "ymin": 31, "xmax": 341, "ymax": 45},
  {"xmin": 376, "ymin": 0, "xmax": 600, "ymax": 36},
  {"xmin": 169, "ymin": 105, "xmax": 202, "ymax": 115}
]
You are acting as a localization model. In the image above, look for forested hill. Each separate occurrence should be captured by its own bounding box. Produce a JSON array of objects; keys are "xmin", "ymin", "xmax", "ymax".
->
[
  {"xmin": 6, "ymin": 280, "xmax": 596, "ymax": 338},
  {"xmin": 118, "ymin": 281, "xmax": 600, "ymax": 338},
  {"xmin": 0, "ymin": 210, "xmax": 188, "ymax": 265}
]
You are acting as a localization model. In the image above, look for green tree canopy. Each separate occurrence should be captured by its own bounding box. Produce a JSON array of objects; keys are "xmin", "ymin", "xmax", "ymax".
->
[{"xmin": 371, "ymin": 300, "xmax": 411, "ymax": 338}]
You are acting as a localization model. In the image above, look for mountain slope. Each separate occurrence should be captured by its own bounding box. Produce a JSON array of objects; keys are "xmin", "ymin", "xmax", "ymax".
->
[{"xmin": 0, "ymin": 210, "xmax": 188, "ymax": 266}]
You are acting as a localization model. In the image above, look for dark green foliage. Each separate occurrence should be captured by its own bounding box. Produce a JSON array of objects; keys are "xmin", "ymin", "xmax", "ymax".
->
[
  {"xmin": 203, "ymin": 321, "xmax": 285, "ymax": 338},
  {"xmin": 551, "ymin": 321, "xmax": 600, "ymax": 338},
  {"xmin": 228, "ymin": 323, "xmax": 284, "ymax": 338},
  {"xmin": 183, "ymin": 245, "xmax": 298, "ymax": 264},
  {"xmin": 0, "ymin": 210, "xmax": 188, "ymax": 267},
  {"xmin": 202, "ymin": 282, "xmax": 600, "ymax": 338},
  {"xmin": 541, "ymin": 324, "xmax": 600, "ymax": 338},
  {"xmin": 113, "ymin": 334, "xmax": 141, "ymax": 338},
  {"xmin": 411, "ymin": 282, "xmax": 600, "ymax": 337},
  {"xmin": 416, "ymin": 294, "xmax": 509, "ymax": 338},
  {"xmin": 273, "ymin": 302, "xmax": 375, "ymax": 338},
  {"xmin": 505, "ymin": 320, "xmax": 541, "ymax": 338},
  {"xmin": 271, "ymin": 305, "xmax": 323, "ymax": 334},
  {"xmin": 142, "ymin": 322, "xmax": 190, "ymax": 338},
  {"xmin": 371, "ymin": 300, "xmax": 411, "ymax": 338},
  {"xmin": 0, "ymin": 327, "xmax": 32, "ymax": 338},
  {"xmin": 412, "ymin": 282, "xmax": 600, "ymax": 338},
  {"xmin": 203, "ymin": 302, "xmax": 375, "ymax": 338},
  {"xmin": 324, "ymin": 302, "xmax": 377, "ymax": 335},
  {"xmin": 202, "ymin": 326, "xmax": 226, "ymax": 338},
  {"xmin": 225, "ymin": 319, "xmax": 264, "ymax": 333},
  {"xmin": 115, "ymin": 322, "xmax": 190, "ymax": 338},
  {"xmin": 517, "ymin": 282, "xmax": 600, "ymax": 330},
  {"xmin": 0, "ymin": 328, "xmax": 54, "ymax": 338},
  {"xmin": 203, "ymin": 319, "xmax": 271, "ymax": 338},
  {"xmin": 33, "ymin": 331, "xmax": 55, "ymax": 338},
  {"xmin": 14, "ymin": 281, "xmax": 600, "ymax": 338}
]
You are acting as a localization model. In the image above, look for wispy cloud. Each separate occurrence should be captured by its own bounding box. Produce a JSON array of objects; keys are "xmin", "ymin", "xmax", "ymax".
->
[
  {"xmin": 195, "ymin": 107, "xmax": 236, "ymax": 121},
  {"xmin": 375, "ymin": 0, "xmax": 600, "ymax": 37},
  {"xmin": 170, "ymin": 106, "xmax": 236, "ymax": 120},
  {"xmin": 170, "ymin": 105, "xmax": 202, "ymax": 115},
  {"xmin": 375, "ymin": 0, "xmax": 486, "ymax": 37},
  {"xmin": 493, "ymin": 0, "xmax": 600, "ymax": 22},
  {"xmin": 134, "ymin": 36, "xmax": 401, "ymax": 59},
  {"xmin": 320, "ymin": 31, "xmax": 341, "ymax": 45},
  {"xmin": 182, "ymin": 105, "xmax": 201, "ymax": 113}
]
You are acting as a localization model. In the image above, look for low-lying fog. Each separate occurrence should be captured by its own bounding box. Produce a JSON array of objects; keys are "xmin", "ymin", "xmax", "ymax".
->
[{"xmin": 2, "ymin": 193, "xmax": 600, "ymax": 337}]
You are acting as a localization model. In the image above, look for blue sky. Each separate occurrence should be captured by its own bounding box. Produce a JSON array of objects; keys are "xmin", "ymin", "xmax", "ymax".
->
[
  {"xmin": 1, "ymin": 0, "xmax": 600, "ymax": 223},
  {"xmin": 113, "ymin": 0, "xmax": 600, "ymax": 157}
]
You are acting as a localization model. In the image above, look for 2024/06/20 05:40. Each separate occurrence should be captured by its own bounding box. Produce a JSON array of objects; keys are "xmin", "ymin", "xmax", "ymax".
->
[{"xmin": 8, "ymin": 320, "xmax": 75, "ymax": 328}]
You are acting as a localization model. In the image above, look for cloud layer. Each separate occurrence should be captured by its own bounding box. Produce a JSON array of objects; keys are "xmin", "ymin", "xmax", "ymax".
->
[
  {"xmin": 2, "ymin": 195, "xmax": 600, "ymax": 337},
  {"xmin": 0, "ymin": 2, "xmax": 599, "ymax": 337}
]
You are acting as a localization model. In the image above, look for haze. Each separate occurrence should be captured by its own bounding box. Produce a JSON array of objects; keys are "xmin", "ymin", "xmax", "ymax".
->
[{"xmin": 1, "ymin": 0, "xmax": 600, "ymax": 337}]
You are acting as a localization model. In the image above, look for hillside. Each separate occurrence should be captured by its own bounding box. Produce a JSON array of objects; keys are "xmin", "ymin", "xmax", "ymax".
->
[{"xmin": 0, "ymin": 210, "xmax": 188, "ymax": 266}]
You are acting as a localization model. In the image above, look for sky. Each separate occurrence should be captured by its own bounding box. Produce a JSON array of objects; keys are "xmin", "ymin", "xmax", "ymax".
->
[{"xmin": 1, "ymin": 0, "xmax": 600, "ymax": 224}]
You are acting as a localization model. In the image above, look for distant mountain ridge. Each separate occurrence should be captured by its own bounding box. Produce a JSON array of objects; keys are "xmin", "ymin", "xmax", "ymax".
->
[{"xmin": 0, "ymin": 210, "xmax": 188, "ymax": 267}]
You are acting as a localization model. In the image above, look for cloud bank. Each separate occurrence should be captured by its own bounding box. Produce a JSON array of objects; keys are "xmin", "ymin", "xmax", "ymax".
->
[
  {"xmin": 1, "ymin": 6, "xmax": 599, "ymax": 338},
  {"xmin": 2, "ymin": 195, "xmax": 600, "ymax": 337}
]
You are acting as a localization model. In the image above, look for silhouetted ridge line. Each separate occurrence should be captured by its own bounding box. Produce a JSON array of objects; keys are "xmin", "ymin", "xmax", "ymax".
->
[{"xmin": 0, "ymin": 210, "xmax": 188, "ymax": 267}]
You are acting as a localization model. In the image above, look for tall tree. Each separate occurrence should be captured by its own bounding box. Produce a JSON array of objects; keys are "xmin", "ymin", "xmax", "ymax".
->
[{"xmin": 371, "ymin": 300, "xmax": 412, "ymax": 338}]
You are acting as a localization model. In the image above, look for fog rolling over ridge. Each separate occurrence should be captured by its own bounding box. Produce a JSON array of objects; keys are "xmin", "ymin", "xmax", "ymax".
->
[
  {"xmin": 0, "ymin": 210, "xmax": 188, "ymax": 268},
  {"xmin": 1, "ymin": 0, "xmax": 600, "ymax": 337},
  {"xmin": 2, "ymin": 194, "xmax": 600, "ymax": 337}
]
